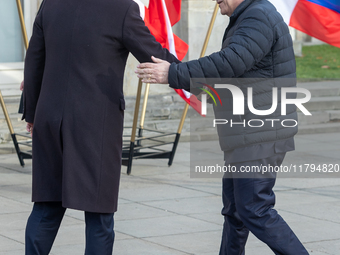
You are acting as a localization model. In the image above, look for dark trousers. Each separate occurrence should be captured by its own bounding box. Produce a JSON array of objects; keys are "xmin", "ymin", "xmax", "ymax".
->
[
  {"xmin": 219, "ymin": 153, "xmax": 309, "ymax": 255},
  {"xmin": 25, "ymin": 202, "xmax": 115, "ymax": 255}
]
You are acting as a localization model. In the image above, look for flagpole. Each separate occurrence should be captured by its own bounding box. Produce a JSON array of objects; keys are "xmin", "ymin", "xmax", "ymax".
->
[
  {"xmin": 0, "ymin": 92, "xmax": 14, "ymax": 135},
  {"xmin": 16, "ymin": 0, "xmax": 29, "ymax": 50},
  {"xmin": 200, "ymin": 3, "xmax": 219, "ymax": 58},
  {"xmin": 176, "ymin": 3, "xmax": 219, "ymax": 135},
  {"xmin": 139, "ymin": 83, "xmax": 150, "ymax": 129},
  {"xmin": 128, "ymin": 78, "xmax": 144, "ymax": 174},
  {"xmin": 137, "ymin": 83, "xmax": 151, "ymax": 146},
  {"xmin": 169, "ymin": 3, "xmax": 219, "ymax": 166},
  {"xmin": 15, "ymin": 0, "xmax": 29, "ymax": 119}
]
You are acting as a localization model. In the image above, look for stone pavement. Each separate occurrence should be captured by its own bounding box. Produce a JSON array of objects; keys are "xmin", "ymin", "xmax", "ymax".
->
[{"xmin": 0, "ymin": 132, "xmax": 339, "ymax": 255}]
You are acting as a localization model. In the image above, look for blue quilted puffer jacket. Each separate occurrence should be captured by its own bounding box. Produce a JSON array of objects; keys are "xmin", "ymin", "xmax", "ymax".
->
[{"xmin": 168, "ymin": 0, "xmax": 298, "ymax": 152}]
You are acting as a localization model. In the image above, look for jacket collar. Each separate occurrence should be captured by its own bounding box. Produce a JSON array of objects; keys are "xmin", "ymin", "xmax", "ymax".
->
[
  {"xmin": 229, "ymin": 0, "xmax": 256, "ymax": 22},
  {"xmin": 222, "ymin": 0, "xmax": 257, "ymax": 44}
]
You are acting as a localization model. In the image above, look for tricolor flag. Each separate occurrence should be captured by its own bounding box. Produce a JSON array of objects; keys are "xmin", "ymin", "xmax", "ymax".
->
[
  {"xmin": 269, "ymin": 0, "xmax": 340, "ymax": 48},
  {"xmin": 134, "ymin": 0, "xmax": 203, "ymax": 116}
]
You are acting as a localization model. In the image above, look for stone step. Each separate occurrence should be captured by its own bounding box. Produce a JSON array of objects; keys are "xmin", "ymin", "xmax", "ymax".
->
[
  {"xmin": 327, "ymin": 110, "xmax": 340, "ymax": 121},
  {"xmin": 0, "ymin": 85, "xmax": 22, "ymax": 97},
  {"xmin": 298, "ymin": 112, "xmax": 327, "ymax": 125},
  {"xmin": 298, "ymin": 110, "xmax": 340, "ymax": 125},
  {"xmin": 123, "ymin": 93, "xmax": 209, "ymax": 121},
  {"xmin": 0, "ymin": 98, "xmax": 23, "ymax": 122},
  {"xmin": 298, "ymin": 81, "xmax": 340, "ymax": 97},
  {"xmin": 303, "ymin": 96, "xmax": 340, "ymax": 112},
  {"xmin": 296, "ymin": 122, "xmax": 340, "ymax": 135}
]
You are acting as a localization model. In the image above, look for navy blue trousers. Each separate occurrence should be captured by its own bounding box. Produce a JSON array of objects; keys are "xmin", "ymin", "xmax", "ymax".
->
[
  {"xmin": 219, "ymin": 153, "xmax": 309, "ymax": 255},
  {"xmin": 25, "ymin": 202, "xmax": 115, "ymax": 255}
]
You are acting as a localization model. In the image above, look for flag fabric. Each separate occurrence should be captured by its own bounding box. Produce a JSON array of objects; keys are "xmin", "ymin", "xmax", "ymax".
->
[
  {"xmin": 164, "ymin": 0, "xmax": 182, "ymax": 25},
  {"xmin": 269, "ymin": 0, "xmax": 340, "ymax": 48},
  {"xmin": 144, "ymin": 0, "xmax": 188, "ymax": 60},
  {"xmin": 133, "ymin": 0, "xmax": 203, "ymax": 116}
]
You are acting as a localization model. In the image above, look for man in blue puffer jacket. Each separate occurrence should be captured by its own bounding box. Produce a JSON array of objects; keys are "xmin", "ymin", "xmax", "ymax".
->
[{"xmin": 136, "ymin": 0, "xmax": 309, "ymax": 254}]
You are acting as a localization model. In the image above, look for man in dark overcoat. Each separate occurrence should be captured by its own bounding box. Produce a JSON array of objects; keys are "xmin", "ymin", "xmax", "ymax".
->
[
  {"xmin": 22, "ymin": 0, "xmax": 179, "ymax": 254},
  {"xmin": 136, "ymin": 0, "xmax": 309, "ymax": 254}
]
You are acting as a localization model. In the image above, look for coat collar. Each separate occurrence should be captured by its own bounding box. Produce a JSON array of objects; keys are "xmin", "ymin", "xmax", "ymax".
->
[
  {"xmin": 222, "ymin": 0, "xmax": 258, "ymax": 45},
  {"xmin": 229, "ymin": 0, "xmax": 257, "ymax": 22}
]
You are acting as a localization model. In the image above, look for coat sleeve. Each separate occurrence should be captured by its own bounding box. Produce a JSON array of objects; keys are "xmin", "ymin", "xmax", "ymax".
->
[
  {"xmin": 22, "ymin": 3, "xmax": 46, "ymax": 123},
  {"xmin": 122, "ymin": 2, "xmax": 180, "ymax": 64},
  {"xmin": 168, "ymin": 8, "xmax": 274, "ymax": 90}
]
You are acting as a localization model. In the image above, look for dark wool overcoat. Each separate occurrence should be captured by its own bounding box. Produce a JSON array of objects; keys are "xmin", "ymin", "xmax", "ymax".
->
[{"xmin": 23, "ymin": 0, "xmax": 179, "ymax": 213}]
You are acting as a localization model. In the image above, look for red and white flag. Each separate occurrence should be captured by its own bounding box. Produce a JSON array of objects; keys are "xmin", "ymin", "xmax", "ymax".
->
[{"xmin": 134, "ymin": 0, "xmax": 203, "ymax": 116}]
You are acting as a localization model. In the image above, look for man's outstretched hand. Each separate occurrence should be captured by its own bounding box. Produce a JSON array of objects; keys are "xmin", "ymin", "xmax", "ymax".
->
[{"xmin": 135, "ymin": 56, "xmax": 170, "ymax": 84}]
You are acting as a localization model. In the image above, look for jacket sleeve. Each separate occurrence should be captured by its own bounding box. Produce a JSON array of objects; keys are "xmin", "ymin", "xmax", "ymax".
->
[
  {"xmin": 122, "ymin": 1, "xmax": 180, "ymax": 64},
  {"xmin": 22, "ymin": 3, "xmax": 46, "ymax": 123},
  {"xmin": 168, "ymin": 8, "xmax": 274, "ymax": 90}
]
